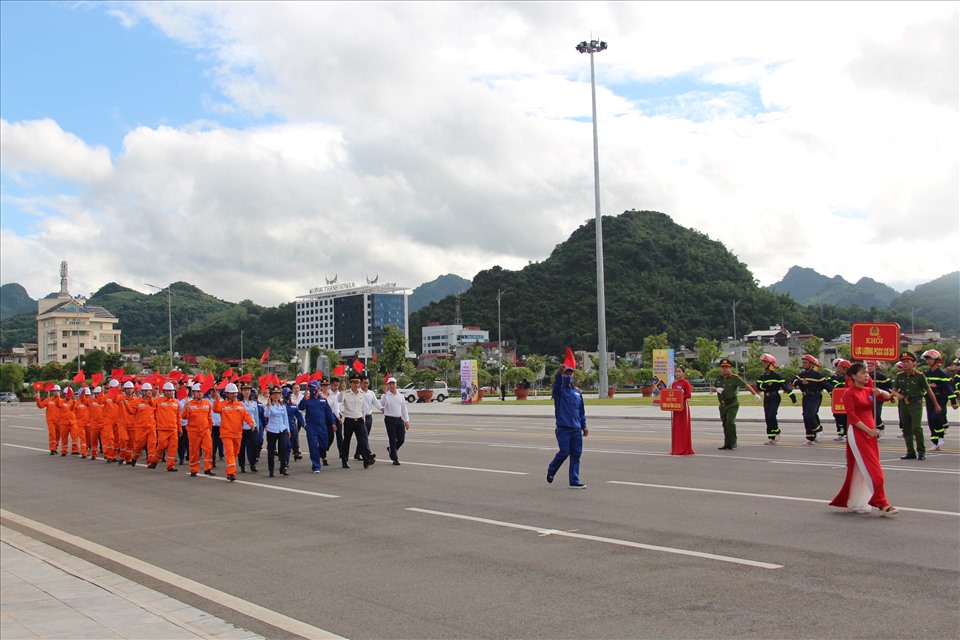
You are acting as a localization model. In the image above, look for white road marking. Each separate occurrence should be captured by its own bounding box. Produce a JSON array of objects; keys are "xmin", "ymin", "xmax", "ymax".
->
[
  {"xmin": 406, "ymin": 507, "xmax": 782, "ymax": 569},
  {"xmin": 3, "ymin": 444, "xmax": 49, "ymax": 452},
  {"xmin": 6, "ymin": 425, "xmax": 44, "ymax": 430},
  {"xmin": 0, "ymin": 509, "xmax": 344, "ymax": 639},
  {"xmin": 401, "ymin": 461, "xmax": 528, "ymax": 475},
  {"xmin": 608, "ymin": 481, "xmax": 960, "ymax": 517},
  {"xmin": 203, "ymin": 475, "xmax": 339, "ymax": 498}
]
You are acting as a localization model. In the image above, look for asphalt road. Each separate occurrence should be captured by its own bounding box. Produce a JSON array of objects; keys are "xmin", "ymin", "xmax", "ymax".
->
[{"xmin": 2, "ymin": 403, "xmax": 958, "ymax": 639}]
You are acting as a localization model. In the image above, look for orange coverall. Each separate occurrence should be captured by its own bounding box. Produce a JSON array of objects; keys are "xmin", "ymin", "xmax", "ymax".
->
[
  {"xmin": 75, "ymin": 396, "xmax": 91, "ymax": 457},
  {"xmin": 116, "ymin": 392, "xmax": 136, "ymax": 463},
  {"xmin": 36, "ymin": 395, "xmax": 61, "ymax": 453},
  {"xmin": 97, "ymin": 393, "xmax": 119, "ymax": 461},
  {"xmin": 154, "ymin": 397, "xmax": 182, "ymax": 470},
  {"xmin": 181, "ymin": 398, "xmax": 214, "ymax": 474},
  {"xmin": 123, "ymin": 395, "xmax": 159, "ymax": 465},
  {"xmin": 55, "ymin": 397, "xmax": 80, "ymax": 455},
  {"xmin": 214, "ymin": 399, "xmax": 254, "ymax": 477}
]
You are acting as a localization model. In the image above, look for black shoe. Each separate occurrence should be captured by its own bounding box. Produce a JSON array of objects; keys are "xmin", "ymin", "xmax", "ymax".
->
[
  {"xmin": 50, "ymin": 450, "xmax": 56, "ymax": 455},
  {"xmin": 918, "ymin": 453, "xmax": 925, "ymax": 460},
  {"xmin": 294, "ymin": 454, "xmax": 303, "ymax": 461},
  {"xmin": 61, "ymin": 453, "xmax": 67, "ymax": 457},
  {"xmin": 167, "ymin": 467, "xmax": 177, "ymax": 472},
  {"xmin": 364, "ymin": 458, "xmax": 375, "ymax": 469},
  {"xmin": 204, "ymin": 470, "xmax": 216, "ymax": 476},
  {"xmin": 71, "ymin": 452, "xmax": 80, "ymax": 456},
  {"xmin": 239, "ymin": 468, "xmax": 246, "ymax": 473},
  {"xmin": 393, "ymin": 461, "xmax": 401, "ymax": 466},
  {"xmin": 280, "ymin": 468, "xmax": 288, "ymax": 476},
  {"xmin": 250, "ymin": 466, "xmax": 257, "ymax": 473},
  {"xmin": 321, "ymin": 458, "xmax": 328, "ymax": 466},
  {"xmin": 130, "ymin": 460, "xmax": 137, "ymax": 467},
  {"xmin": 353, "ymin": 455, "xmax": 362, "ymax": 460},
  {"xmin": 342, "ymin": 461, "xmax": 350, "ymax": 469},
  {"xmin": 900, "ymin": 453, "xmax": 917, "ymax": 459},
  {"xmin": 718, "ymin": 446, "xmax": 731, "ymax": 450},
  {"xmin": 269, "ymin": 471, "xmax": 275, "ymax": 477},
  {"xmin": 228, "ymin": 474, "xmax": 236, "ymax": 482},
  {"xmin": 547, "ymin": 473, "xmax": 554, "ymax": 483},
  {"xmin": 147, "ymin": 463, "xmax": 157, "ymax": 469},
  {"xmin": 190, "ymin": 472, "xmax": 198, "ymax": 477},
  {"xmin": 370, "ymin": 453, "xmax": 376, "ymax": 461}
]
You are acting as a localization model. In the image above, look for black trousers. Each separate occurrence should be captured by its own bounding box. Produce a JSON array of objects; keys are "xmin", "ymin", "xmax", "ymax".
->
[
  {"xmin": 385, "ymin": 416, "xmax": 406, "ymax": 461},
  {"xmin": 239, "ymin": 429, "xmax": 259, "ymax": 470},
  {"xmin": 325, "ymin": 421, "xmax": 343, "ymax": 459},
  {"xmin": 341, "ymin": 417, "xmax": 371, "ymax": 463},
  {"xmin": 266, "ymin": 431, "xmax": 289, "ymax": 474},
  {"xmin": 353, "ymin": 415, "xmax": 374, "ymax": 457},
  {"xmin": 801, "ymin": 394, "xmax": 823, "ymax": 441},
  {"xmin": 763, "ymin": 394, "xmax": 781, "ymax": 437}
]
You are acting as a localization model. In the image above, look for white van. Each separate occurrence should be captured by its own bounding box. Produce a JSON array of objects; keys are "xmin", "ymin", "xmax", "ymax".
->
[{"xmin": 399, "ymin": 381, "xmax": 449, "ymax": 403}]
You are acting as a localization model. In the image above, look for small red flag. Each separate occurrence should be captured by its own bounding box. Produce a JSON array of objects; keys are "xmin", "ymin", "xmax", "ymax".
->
[
  {"xmin": 108, "ymin": 386, "xmax": 120, "ymax": 399},
  {"xmin": 33, "ymin": 381, "xmax": 44, "ymax": 391},
  {"xmin": 238, "ymin": 372, "xmax": 252, "ymax": 383},
  {"xmin": 223, "ymin": 368, "xmax": 234, "ymax": 381},
  {"xmin": 310, "ymin": 371, "xmax": 324, "ymax": 382},
  {"xmin": 259, "ymin": 348, "xmax": 270, "ymax": 363},
  {"xmin": 258, "ymin": 374, "xmax": 271, "ymax": 391},
  {"xmin": 176, "ymin": 386, "xmax": 188, "ymax": 400},
  {"xmin": 73, "ymin": 370, "xmax": 85, "ymax": 383},
  {"xmin": 111, "ymin": 368, "xmax": 125, "ymax": 380},
  {"xmin": 45, "ymin": 381, "xmax": 55, "ymax": 391},
  {"xmin": 168, "ymin": 370, "xmax": 182, "ymax": 381},
  {"xmin": 352, "ymin": 358, "xmax": 364, "ymax": 373},
  {"xmin": 563, "ymin": 347, "xmax": 576, "ymax": 370},
  {"xmin": 91, "ymin": 372, "xmax": 103, "ymax": 386},
  {"xmin": 372, "ymin": 351, "xmax": 377, "ymax": 362},
  {"xmin": 333, "ymin": 364, "xmax": 345, "ymax": 377},
  {"xmin": 295, "ymin": 373, "xmax": 308, "ymax": 385},
  {"xmin": 64, "ymin": 387, "xmax": 74, "ymax": 398}
]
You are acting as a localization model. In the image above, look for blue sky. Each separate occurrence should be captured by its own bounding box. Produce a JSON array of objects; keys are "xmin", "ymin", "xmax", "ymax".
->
[{"xmin": 1, "ymin": 1, "xmax": 957, "ymax": 307}]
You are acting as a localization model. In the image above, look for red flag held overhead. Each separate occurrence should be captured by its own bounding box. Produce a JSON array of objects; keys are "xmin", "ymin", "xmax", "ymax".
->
[
  {"xmin": 33, "ymin": 381, "xmax": 44, "ymax": 391},
  {"xmin": 352, "ymin": 358, "xmax": 364, "ymax": 373},
  {"xmin": 44, "ymin": 382, "xmax": 55, "ymax": 391},
  {"xmin": 333, "ymin": 365, "xmax": 345, "ymax": 377},
  {"xmin": 259, "ymin": 348, "xmax": 270, "ymax": 363},
  {"xmin": 73, "ymin": 370, "xmax": 85, "ymax": 384},
  {"xmin": 238, "ymin": 372, "xmax": 253, "ymax": 383},
  {"xmin": 310, "ymin": 371, "xmax": 324, "ymax": 382},
  {"xmin": 111, "ymin": 368, "xmax": 125, "ymax": 380},
  {"xmin": 563, "ymin": 347, "xmax": 577, "ymax": 370},
  {"xmin": 91, "ymin": 372, "xmax": 103, "ymax": 386}
]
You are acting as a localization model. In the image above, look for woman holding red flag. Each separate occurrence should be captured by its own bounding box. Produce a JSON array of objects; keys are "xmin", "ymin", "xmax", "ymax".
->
[{"xmin": 670, "ymin": 366, "xmax": 695, "ymax": 455}]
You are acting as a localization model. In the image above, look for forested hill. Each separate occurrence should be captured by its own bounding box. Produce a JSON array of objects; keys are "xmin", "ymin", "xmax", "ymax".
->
[{"xmin": 410, "ymin": 210, "xmax": 806, "ymax": 355}]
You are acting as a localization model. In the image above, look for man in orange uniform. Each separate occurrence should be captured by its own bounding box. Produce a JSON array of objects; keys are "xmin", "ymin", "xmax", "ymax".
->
[
  {"xmin": 75, "ymin": 387, "xmax": 92, "ymax": 457},
  {"xmin": 56, "ymin": 390, "xmax": 80, "ymax": 456},
  {"xmin": 84, "ymin": 387, "xmax": 107, "ymax": 460},
  {"xmin": 181, "ymin": 383, "xmax": 215, "ymax": 477},
  {"xmin": 122, "ymin": 382, "xmax": 159, "ymax": 468},
  {"xmin": 35, "ymin": 385, "xmax": 62, "ymax": 455},
  {"xmin": 213, "ymin": 383, "xmax": 253, "ymax": 482},
  {"xmin": 97, "ymin": 381, "xmax": 120, "ymax": 463},
  {"xmin": 153, "ymin": 382, "xmax": 182, "ymax": 471},
  {"xmin": 116, "ymin": 381, "xmax": 137, "ymax": 464}
]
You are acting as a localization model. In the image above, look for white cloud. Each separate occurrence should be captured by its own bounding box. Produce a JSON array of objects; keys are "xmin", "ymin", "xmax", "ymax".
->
[{"xmin": 1, "ymin": 1, "xmax": 957, "ymax": 308}]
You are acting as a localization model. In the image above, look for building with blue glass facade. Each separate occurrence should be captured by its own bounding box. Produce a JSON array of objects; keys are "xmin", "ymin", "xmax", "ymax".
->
[{"xmin": 295, "ymin": 281, "xmax": 410, "ymax": 362}]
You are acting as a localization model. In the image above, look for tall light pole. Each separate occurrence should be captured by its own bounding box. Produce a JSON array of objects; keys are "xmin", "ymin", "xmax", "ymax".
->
[
  {"xmin": 576, "ymin": 37, "xmax": 609, "ymax": 398},
  {"xmin": 145, "ymin": 283, "xmax": 173, "ymax": 372},
  {"xmin": 910, "ymin": 307, "xmax": 921, "ymax": 337},
  {"xmin": 497, "ymin": 288, "xmax": 507, "ymax": 400},
  {"xmin": 732, "ymin": 299, "xmax": 741, "ymax": 366}
]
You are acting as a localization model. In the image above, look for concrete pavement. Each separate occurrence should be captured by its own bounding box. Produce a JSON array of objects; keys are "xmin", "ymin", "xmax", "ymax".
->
[{"xmin": 1, "ymin": 526, "xmax": 262, "ymax": 640}]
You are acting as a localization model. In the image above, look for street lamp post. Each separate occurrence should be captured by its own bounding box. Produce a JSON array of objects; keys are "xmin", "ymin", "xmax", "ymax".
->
[
  {"xmin": 497, "ymin": 288, "xmax": 507, "ymax": 400},
  {"xmin": 576, "ymin": 37, "xmax": 609, "ymax": 398},
  {"xmin": 145, "ymin": 283, "xmax": 173, "ymax": 372},
  {"xmin": 732, "ymin": 299, "xmax": 741, "ymax": 366}
]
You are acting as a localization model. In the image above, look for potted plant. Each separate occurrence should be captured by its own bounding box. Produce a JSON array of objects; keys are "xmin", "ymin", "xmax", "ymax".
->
[
  {"xmin": 412, "ymin": 368, "xmax": 437, "ymax": 403},
  {"xmin": 636, "ymin": 368, "xmax": 656, "ymax": 397},
  {"xmin": 504, "ymin": 366, "xmax": 535, "ymax": 400}
]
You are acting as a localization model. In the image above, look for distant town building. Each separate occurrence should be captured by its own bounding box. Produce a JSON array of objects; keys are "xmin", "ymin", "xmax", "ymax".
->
[
  {"xmin": 294, "ymin": 279, "xmax": 410, "ymax": 366},
  {"xmin": 36, "ymin": 262, "xmax": 121, "ymax": 365},
  {"xmin": 421, "ymin": 323, "xmax": 490, "ymax": 355},
  {"xmin": 0, "ymin": 343, "xmax": 38, "ymax": 367}
]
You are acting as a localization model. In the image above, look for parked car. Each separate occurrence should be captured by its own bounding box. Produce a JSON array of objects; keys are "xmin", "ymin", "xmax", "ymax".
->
[
  {"xmin": 0, "ymin": 392, "xmax": 18, "ymax": 404},
  {"xmin": 399, "ymin": 381, "xmax": 449, "ymax": 403}
]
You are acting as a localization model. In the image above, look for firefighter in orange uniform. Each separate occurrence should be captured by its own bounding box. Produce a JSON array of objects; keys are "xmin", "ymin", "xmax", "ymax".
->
[
  {"xmin": 35, "ymin": 385, "xmax": 62, "ymax": 455},
  {"xmin": 153, "ymin": 382, "xmax": 182, "ymax": 471},
  {"xmin": 55, "ymin": 390, "xmax": 80, "ymax": 456},
  {"xmin": 213, "ymin": 383, "xmax": 253, "ymax": 482},
  {"xmin": 98, "ymin": 380, "xmax": 121, "ymax": 462},
  {"xmin": 181, "ymin": 383, "xmax": 215, "ymax": 477},
  {"xmin": 75, "ymin": 387, "xmax": 92, "ymax": 457},
  {"xmin": 85, "ymin": 386, "xmax": 106, "ymax": 460},
  {"xmin": 116, "ymin": 381, "xmax": 137, "ymax": 464},
  {"xmin": 122, "ymin": 382, "xmax": 159, "ymax": 467}
]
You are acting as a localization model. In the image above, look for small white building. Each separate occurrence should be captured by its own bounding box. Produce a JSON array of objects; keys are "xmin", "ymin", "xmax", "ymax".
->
[{"xmin": 421, "ymin": 323, "xmax": 489, "ymax": 355}]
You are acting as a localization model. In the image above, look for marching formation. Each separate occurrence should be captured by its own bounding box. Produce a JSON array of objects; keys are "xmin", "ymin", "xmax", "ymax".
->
[{"xmin": 35, "ymin": 372, "xmax": 411, "ymax": 483}]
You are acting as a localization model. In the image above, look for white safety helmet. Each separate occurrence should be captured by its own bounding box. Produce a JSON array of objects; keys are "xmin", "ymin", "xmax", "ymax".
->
[
  {"xmin": 79, "ymin": 387, "xmax": 90, "ymax": 396},
  {"xmin": 921, "ymin": 349, "xmax": 942, "ymax": 361},
  {"xmin": 122, "ymin": 381, "xmax": 134, "ymax": 389},
  {"xmin": 224, "ymin": 383, "xmax": 239, "ymax": 393},
  {"xmin": 52, "ymin": 384, "xmax": 61, "ymax": 391},
  {"xmin": 141, "ymin": 382, "xmax": 153, "ymax": 391},
  {"xmin": 93, "ymin": 386, "xmax": 102, "ymax": 393},
  {"xmin": 162, "ymin": 382, "xmax": 176, "ymax": 391},
  {"xmin": 109, "ymin": 379, "xmax": 120, "ymax": 388},
  {"xmin": 191, "ymin": 383, "xmax": 202, "ymax": 392}
]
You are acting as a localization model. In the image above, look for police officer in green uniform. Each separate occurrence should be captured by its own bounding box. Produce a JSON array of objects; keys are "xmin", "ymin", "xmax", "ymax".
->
[
  {"xmin": 892, "ymin": 352, "xmax": 941, "ymax": 460},
  {"xmin": 712, "ymin": 359, "xmax": 760, "ymax": 450}
]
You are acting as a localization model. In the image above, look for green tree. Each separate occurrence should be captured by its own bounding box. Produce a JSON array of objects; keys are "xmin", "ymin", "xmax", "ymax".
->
[
  {"xmin": 381, "ymin": 325, "xmax": 408, "ymax": 375},
  {"xmin": 642, "ymin": 332, "xmax": 670, "ymax": 369},
  {"xmin": 309, "ymin": 346, "xmax": 322, "ymax": 373},
  {"xmin": 524, "ymin": 354, "xmax": 547, "ymax": 384},
  {"xmin": 435, "ymin": 357, "xmax": 455, "ymax": 387},
  {"xmin": 744, "ymin": 342, "xmax": 765, "ymax": 381},
  {"xmin": 241, "ymin": 358, "xmax": 264, "ymax": 379},
  {"xmin": 103, "ymin": 351, "xmax": 126, "ymax": 373},
  {"xmin": 503, "ymin": 366, "xmax": 535, "ymax": 389},
  {"xmin": 1, "ymin": 363, "xmax": 24, "ymax": 393},
  {"xmin": 802, "ymin": 336, "xmax": 825, "ymax": 358},
  {"xmin": 82, "ymin": 349, "xmax": 108, "ymax": 377},
  {"xmin": 39, "ymin": 361, "xmax": 65, "ymax": 382},
  {"xmin": 199, "ymin": 357, "xmax": 229, "ymax": 377},
  {"xmin": 694, "ymin": 337, "xmax": 722, "ymax": 373},
  {"xmin": 836, "ymin": 344, "xmax": 852, "ymax": 360}
]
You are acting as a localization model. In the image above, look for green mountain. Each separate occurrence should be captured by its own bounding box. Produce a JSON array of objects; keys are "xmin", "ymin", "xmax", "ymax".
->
[
  {"xmin": 409, "ymin": 274, "xmax": 472, "ymax": 312},
  {"xmin": 0, "ymin": 283, "xmax": 37, "ymax": 320},
  {"xmin": 770, "ymin": 266, "xmax": 899, "ymax": 307},
  {"xmin": 410, "ymin": 210, "xmax": 806, "ymax": 355},
  {"xmin": 889, "ymin": 272, "xmax": 960, "ymax": 335}
]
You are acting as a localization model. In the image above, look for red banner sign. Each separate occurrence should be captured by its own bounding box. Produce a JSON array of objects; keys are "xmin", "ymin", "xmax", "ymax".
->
[
  {"xmin": 831, "ymin": 388, "xmax": 847, "ymax": 414},
  {"xmin": 851, "ymin": 322, "xmax": 900, "ymax": 362},
  {"xmin": 659, "ymin": 388, "xmax": 685, "ymax": 412}
]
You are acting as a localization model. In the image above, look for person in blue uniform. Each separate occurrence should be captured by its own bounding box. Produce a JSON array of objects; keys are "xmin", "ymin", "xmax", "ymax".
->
[
  {"xmin": 756, "ymin": 354, "xmax": 796, "ymax": 444},
  {"xmin": 297, "ymin": 381, "xmax": 337, "ymax": 473},
  {"xmin": 792, "ymin": 355, "xmax": 834, "ymax": 445},
  {"xmin": 547, "ymin": 366, "xmax": 588, "ymax": 489}
]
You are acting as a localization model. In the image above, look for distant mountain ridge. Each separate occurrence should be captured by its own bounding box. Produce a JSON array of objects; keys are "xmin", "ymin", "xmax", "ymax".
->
[
  {"xmin": 0, "ymin": 283, "xmax": 38, "ymax": 320},
  {"xmin": 409, "ymin": 274, "xmax": 471, "ymax": 312},
  {"xmin": 770, "ymin": 266, "xmax": 900, "ymax": 308}
]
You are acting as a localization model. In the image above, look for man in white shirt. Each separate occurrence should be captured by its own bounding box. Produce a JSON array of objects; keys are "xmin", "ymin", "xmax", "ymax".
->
[
  {"xmin": 380, "ymin": 377, "xmax": 411, "ymax": 465},
  {"xmin": 340, "ymin": 374, "xmax": 375, "ymax": 469},
  {"xmin": 353, "ymin": 374, "xmax": 383, "ymax": 460}
]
